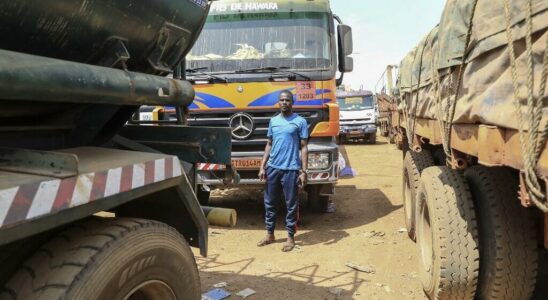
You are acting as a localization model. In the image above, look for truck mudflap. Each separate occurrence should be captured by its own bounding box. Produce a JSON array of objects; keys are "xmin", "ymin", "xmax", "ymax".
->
[{"xmin": 0, "ymin": 147, "xmax": 208, "ymax": 255}]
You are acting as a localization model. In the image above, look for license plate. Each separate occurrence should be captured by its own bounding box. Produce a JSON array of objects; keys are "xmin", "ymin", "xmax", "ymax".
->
[
  {"xmin": 139, "ymin": 112, "xmax": 153, "ymax": 121},
  {"xmin": 351, "ymin": 130, "xmax": 361, "ymax": 135},
  {"xmin": 231, "ymin": 159, "xmax": 262, "ymax": 169}
]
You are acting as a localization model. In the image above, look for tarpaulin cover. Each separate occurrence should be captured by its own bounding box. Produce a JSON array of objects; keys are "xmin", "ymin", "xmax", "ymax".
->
[{"xmin": 397, "ymin": 0, "xmax": 548, "ymax": 132}]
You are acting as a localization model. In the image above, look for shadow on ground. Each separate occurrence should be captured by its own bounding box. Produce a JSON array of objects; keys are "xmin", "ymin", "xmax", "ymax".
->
[
  {"xmin": 197, "ymin": 254, "xmax": 367, "ymax": 299},
  {"xmin": 208, "ymin": 185, "xmax": 401, "ymax": 247}
]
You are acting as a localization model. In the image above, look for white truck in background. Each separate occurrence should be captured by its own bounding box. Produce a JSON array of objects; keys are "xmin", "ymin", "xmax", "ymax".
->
[{"xmin": 336, "ymin": 90, "xmax": 377, "ymax": 144}]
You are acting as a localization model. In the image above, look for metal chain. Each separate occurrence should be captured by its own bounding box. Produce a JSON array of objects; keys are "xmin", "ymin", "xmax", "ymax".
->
[{"xmin": 504, "ymin": 0, "xmax": 548, "ymax": 211}]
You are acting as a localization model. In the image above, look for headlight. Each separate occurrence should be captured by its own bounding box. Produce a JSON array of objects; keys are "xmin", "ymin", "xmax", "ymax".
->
[{"xmin": 308, "ymin": 152, "xmax": 330, "ymax": 170}]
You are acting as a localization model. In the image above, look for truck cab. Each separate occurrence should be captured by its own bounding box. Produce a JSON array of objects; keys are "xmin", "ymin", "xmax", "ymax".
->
[
  {"xmin": 182, "ymin": 0, "xmax": 353, "ymax": 211},
  {"xmin": 337, "ymin": 90, "xmax": 377, "ymax": 144}
]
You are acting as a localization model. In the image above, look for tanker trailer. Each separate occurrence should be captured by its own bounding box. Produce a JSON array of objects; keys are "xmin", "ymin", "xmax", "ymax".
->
[{"xmin": 0, "ymin": 1, "xmax": 231, "ymax": 299}]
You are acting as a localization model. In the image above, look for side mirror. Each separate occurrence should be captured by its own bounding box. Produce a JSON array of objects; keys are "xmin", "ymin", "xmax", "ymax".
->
[
  {"xmin": 343, "ymin": 56, "xmax": 353, "ymax": 72},
  {"xmin": 337, "ymin": 24, "xmax": 353, "ymax": 73}
]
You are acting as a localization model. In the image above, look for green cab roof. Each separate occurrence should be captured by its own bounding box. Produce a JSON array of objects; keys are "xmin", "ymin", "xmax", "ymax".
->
[{"xmin": 209, "ymin": 0, "xmax": 332, "ymax": 15}]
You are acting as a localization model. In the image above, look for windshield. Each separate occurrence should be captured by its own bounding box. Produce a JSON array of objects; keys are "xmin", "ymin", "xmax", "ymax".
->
[
  {"xmin": 337, "ymin": 96, "xmax": 374, "ymax": 111},
  {"xmin": 186, "ymin": 12, "xmax": 331, "ymax": 73}
]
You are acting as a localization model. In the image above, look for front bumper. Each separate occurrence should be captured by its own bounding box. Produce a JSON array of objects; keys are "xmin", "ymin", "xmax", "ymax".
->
[
  {"xmin": 196, "ymin": 139, "xmax": 339, "ymax": 186},
  {"xmin": 340, "ymin": 124, "xmax": 377, "ymax": 137}
]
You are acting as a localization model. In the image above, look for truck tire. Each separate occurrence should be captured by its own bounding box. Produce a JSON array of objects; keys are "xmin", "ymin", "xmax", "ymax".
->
[
  {"xmin": 369, "ymin": 134, "xmax": 377, "ymax": 144},
  {"xmin": 381, "ymin": 124, "xmax": 389, "ymax": 137},
  {"xmin": 388, "ymin": 130, "xmax": 395, "ymax": 144},
  {"xmin": 403, "ymin": 150, "xmax": 434, "ymax": 241},
  {"xmin": 0, "ymin": 217, "xmax": 200, "ymax": 300},
  {"xmin": 464, "ymin": 166, "xmax": 538, "ymax": 300},
  {"xmin": 196, "ymin": 184, "xmax": 210, "ymax": 206},
  {"xmin": 415, "ymin": 166, "xmax": 479, "ymax": 300},
  {"xmin": 307, "ymin": 185, "xmax": 328, "ymax": 213}
]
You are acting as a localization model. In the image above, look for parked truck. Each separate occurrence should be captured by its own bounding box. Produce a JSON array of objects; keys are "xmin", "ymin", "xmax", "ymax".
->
[
  {"xmin": 375, "ymin": 65, "xmax": 399, "ymax": 142},
  {"xmin": 336, "ymin": 90, "xmax": 378, "ymax": 144},
  {"xmin": 0, "ymin": 1, "xmax": 233, "ymax": 299},
  {"xmin": 179, "ymin": 0, "xmax": 354, "ymax": 211},
  {"xmin": 390, "ymin": 0, "xmax": 547, "ymax": 298}
]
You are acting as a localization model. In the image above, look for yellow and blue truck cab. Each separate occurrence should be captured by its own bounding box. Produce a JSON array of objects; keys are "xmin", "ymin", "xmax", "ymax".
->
[{"xmin": 184, "ymin": 0, "xmax": 353, "ymax": 210}]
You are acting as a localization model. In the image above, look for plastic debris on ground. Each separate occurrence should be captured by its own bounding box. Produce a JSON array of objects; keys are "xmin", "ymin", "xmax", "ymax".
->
[
  {"xmin": 397, "ymin": 228, "xmax": 408, "ymax": 233},
  {"xmin": 339, "ymin": 166, "xmax": 357, "ymax": 178},
  {"xmin": 325, "ymin": 202, "xmax": 336, "ymax": 213},
  {"xmin": 345, "ymin": 262, "xmax": 376, "ymax": 274},
  {"xmin": 363, "ymin": 230, "xmax": 385, "ymax": 238},
  {"xmin": 213, "ymin": 282, "xmax": 228, "ymax": 288},
  {"xmin": 236, "ymin": 288, "xmax": 256, "ymax": 298},
  {"xmin": 328, "ymin": 287, "xmax": 343, "ymax": 296},
  {"xmin": 202, "ymin": 288, "xmax": 231, "ymax": 300}
]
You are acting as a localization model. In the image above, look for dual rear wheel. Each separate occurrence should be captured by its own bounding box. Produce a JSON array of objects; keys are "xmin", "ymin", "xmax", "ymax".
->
[{"xmin": 412, "ymin": 164, "xmax": 538, "ymax": 299}]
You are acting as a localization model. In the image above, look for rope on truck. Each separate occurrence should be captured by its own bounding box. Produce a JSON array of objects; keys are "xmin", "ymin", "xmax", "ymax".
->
[
  {"xmin": 504, "ymin": 0, "xmax": 548, "ymax": 211},
  {"xmin": 442, "ymin": 0, "xmax": 479, "ymax": 160},
  {"xmin": 407, "ymin": 31, "xmax": 433, "ymax": 148},
  {"xmin": 405, "ymin": 30, "xmax": 435, "ymax": 147}
]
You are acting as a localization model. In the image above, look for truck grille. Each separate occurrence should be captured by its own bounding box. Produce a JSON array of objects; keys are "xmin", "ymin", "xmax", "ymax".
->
[{"xmin": 188, "ymin": 110, "xmax": 324, "ymax": 152}]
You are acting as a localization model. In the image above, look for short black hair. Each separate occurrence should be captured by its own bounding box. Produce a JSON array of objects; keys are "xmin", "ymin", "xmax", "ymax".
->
[{"xmin": 279, "ymin": 90, "xmax": 294, "ymax": 102}]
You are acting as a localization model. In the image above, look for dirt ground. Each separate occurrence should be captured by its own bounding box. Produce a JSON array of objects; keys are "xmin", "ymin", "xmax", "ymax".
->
[{"xmin": 193, "ymin": 136, "xmax": 428, "ymax": 300}]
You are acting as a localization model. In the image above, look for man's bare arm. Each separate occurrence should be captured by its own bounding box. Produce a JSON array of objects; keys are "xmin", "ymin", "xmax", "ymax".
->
[
  {"xmin": 259, "ymin": 138, "xmax": 273, "ymax": 181},
  {"xmin": 299, "ymin": 139, "xmax": 308, "ymax": 187}
]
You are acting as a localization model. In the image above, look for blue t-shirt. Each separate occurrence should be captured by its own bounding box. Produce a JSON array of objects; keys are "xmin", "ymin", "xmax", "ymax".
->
[{"xmin": 267, "ymin": 113, "xmax": 308, "ymax": 170}]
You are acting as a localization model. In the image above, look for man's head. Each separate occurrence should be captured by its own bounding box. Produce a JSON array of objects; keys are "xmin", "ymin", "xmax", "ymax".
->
[{"xmin": 278, "ymin": 90, "xmax": 294, "ymax": 113}]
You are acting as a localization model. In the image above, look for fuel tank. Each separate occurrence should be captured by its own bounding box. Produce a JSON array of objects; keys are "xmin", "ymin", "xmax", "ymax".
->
[
  {"xmin": 0, "ymin": 0, "xmax": 210, "ymax": 74},
  {"xmin": 0, "ymin": 0, "xmax": 211, "ymax": 150}
]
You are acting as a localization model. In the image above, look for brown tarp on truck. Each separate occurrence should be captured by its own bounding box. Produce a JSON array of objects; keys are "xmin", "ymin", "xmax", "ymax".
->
[{"xmin": 398, "ymin": 0, "xmax": 547, "ymax": 132}]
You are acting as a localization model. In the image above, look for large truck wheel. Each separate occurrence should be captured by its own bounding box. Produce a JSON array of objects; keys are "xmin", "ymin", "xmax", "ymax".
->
[
  {"xmin": 388, "ymin": 130, "xmax": 395, "ymax": 144},
  {"xmin": 368, "ymin": 133, "xmax": 377, "ymax": 144},
  {"xmin": 381, "ymin": 124, "xmax": 389, "ymax": 137},
  {"xmin": 196, "ymin": 184, "xmax": 211, "ymax": 206},
  {"xmin": 403, "ymin": 150, "xmax": 434, "ymax": 241},
  {"xmin": 464, "ymin": 166, "xmax": 538, "ymax": 299},
  {"xmin": 307, "ymin": 185, "xmax": 328, "ymax": 213},
  {"xmin": 0, "ymin": 218, "xmax": 200, "ymax": 300},
  {"xmin": 415, "ymin": 166, "xmax": 479, "ymax": 299}
]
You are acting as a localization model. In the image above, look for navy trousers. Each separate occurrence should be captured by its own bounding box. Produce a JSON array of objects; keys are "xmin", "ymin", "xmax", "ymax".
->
[{"xmin": 264, "ymin": 167, "xmax": 299, "ymax": 236}]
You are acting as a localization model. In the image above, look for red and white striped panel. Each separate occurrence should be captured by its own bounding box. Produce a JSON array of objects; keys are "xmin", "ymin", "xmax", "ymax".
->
[
  {"xmin": 309, "ymin": 172, "xmax": 330, "ymax": 181},
  {"xmin": 196, "ymin": 163, "xmax": 226, "ymax": 171},
  {"xmin": 0, "ymin": 156, "xmax": 182, "ymax": 229}
]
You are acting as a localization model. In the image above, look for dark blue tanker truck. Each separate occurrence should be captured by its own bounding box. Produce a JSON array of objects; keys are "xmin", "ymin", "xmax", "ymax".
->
[{"xmin": 0, "ymin": 1, "xmax": 232, "ymax": 299}]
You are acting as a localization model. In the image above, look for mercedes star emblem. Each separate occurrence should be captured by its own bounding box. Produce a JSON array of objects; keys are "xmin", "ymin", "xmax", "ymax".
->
[{"xmin": 229, "ymin": 113, "xmax": 254, "ymax": 140}]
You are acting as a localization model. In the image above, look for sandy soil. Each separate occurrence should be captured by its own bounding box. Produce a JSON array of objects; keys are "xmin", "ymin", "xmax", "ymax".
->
[{"xmin": 193, "ymin": 136, "xmax": 429, "ymax": 300}]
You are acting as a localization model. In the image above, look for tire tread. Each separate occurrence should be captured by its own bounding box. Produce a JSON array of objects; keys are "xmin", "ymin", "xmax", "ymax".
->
[
  {"xmin": 0, "ymin": 217, "xmax": 191, "ymax": 300},
  {"xmin": 419, "ymin": 166, "xmax": 479, "ymax": 299}
]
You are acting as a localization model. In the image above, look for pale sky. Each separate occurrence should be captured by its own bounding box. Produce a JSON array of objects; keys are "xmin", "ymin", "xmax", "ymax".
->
[{"xmin": 330, "ymin": 0, "xmax": 446, "ymax": 91}]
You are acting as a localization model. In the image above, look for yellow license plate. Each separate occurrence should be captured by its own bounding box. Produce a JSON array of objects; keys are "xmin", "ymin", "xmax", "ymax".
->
[
  {"xmin": 231, "ymin": 159, "xmax": 262, "ymax": 169},
  {"xmin": 351, "ymin": 130, "xmax": 361, "ymax": 134}
]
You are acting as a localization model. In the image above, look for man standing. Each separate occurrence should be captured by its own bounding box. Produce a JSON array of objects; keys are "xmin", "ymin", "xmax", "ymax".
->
[{"xmin": 257, "ymin": 90, "xmax": 308, "ymax": 252}]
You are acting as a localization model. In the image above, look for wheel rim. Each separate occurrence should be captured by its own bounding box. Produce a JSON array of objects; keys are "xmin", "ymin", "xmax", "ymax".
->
[
  {"xmin": 125, "ymin": 280, "xmax": 177, "ymax": 300},
  {"xmin": 418, "ymin": 195, "xmax": 433, "ymax": 276}
]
